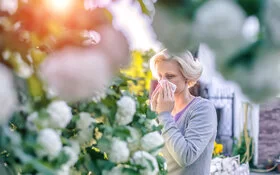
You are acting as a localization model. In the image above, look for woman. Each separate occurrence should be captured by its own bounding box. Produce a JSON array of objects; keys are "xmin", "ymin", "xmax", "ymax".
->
[{"xmin": 150, "ymin": 49, "xmax": 217, "ymax": 175}]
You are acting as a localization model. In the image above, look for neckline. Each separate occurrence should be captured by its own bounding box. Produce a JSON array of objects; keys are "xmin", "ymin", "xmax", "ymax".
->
[{"xmin": 173, "ymin": 97, "xmax": 198, "ymax": 122}]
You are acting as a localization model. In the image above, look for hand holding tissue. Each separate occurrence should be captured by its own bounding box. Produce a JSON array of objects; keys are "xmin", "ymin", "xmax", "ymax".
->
[{"xmin": 158, "ymin": 80, "xmax": 176, "ymax": 93}]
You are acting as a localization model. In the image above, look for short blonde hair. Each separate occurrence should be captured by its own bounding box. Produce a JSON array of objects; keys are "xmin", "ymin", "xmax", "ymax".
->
[{"xmin": 149, "ymin": 49, "xmax": 203, "ymax": 88}]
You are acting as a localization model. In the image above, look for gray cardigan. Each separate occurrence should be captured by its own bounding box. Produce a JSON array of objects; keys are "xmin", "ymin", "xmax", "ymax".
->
[{"xmin": 158, "ymin": 97, "xmax": 217, "ymax": 175}]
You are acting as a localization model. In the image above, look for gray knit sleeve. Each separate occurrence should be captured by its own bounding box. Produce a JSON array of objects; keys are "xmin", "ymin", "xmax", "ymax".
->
[{"xmin": 158, "ymin": 100, "xmax": 217, "ymax": 167}]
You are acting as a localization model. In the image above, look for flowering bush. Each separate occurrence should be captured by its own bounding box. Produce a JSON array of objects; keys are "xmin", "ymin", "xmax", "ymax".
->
[
  {"xmin": 0, "ymin": 71, "xmax": 168, "ymax": 174},
  {"xmin": 70, "ymin": 75, "xmax": 167, "ymax": 174},
  {"xmin": 0, "ymin": 1, "xmax": 168, "ymax": 174}
]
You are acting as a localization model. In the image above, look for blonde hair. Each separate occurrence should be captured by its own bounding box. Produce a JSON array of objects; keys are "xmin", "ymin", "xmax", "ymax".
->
[{"xmin": 149, "ymin": 49, "xmax": 203, "ymax": 88}]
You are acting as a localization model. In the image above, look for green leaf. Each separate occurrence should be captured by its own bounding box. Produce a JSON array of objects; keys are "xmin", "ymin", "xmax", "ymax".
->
[
  {"xmin": 156, "ymin": 155, "xmax": 168, "ymax": 175},
  {"xmin": 96, "ymin": 137, "xmax": 111, "ymax": 153},
  {"xmin": 51, "ymin": 151, "xmax": 69, "ymax": 169},
  {"xmin": 236, "ymin": 0, "xmax": 262, "ymax": 16},
  {"xmin": 113, "ymin": 126, "xmax": 130, "ymax": 140},
  {"xmin": 123, "ymin": 167, "xmax": 139, "ymax": 175},
  {"xmin": 146, "ymin": 108, "xmax": 157, "ymax": 119},
  {"xmin": 96, "ymin": 159, "xmax": 115, "ymax": 171}
]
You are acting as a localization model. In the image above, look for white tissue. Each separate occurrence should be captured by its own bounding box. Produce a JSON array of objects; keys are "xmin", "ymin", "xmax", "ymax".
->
[{"xmin": 158, "ymin": 80, "xmax": 177, "ymax": 93}]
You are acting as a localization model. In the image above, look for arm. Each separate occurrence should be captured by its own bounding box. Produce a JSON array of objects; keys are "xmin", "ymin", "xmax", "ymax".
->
[{"xmin": 158, "ymin": 101, "xmax": 217, "ymax": 167}]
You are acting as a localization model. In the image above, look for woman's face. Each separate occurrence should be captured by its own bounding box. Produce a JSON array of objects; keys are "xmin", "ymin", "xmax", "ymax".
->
[{"xmin": 155, "ymin": 60, "xmax": 187, "ymax": 93}]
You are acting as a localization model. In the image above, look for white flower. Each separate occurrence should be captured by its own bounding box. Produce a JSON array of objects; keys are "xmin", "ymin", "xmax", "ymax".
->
[
  {"xmin": 210, "ymin": 164, "xmax": 217, "ymax": 173},
  {"xmin": 62, "ymin": 146, "xmax": 79, "ymax": 167},
  {"xmin": 249, "ymin": 51, "xmax": 280, "ymax": 101},
  {"xmin": 222, "ymin": 157, "xmax": 233, "ymax": 172},
  {"xmin": 265, "ymin": 0, "xmax": 280, "ymax": 46},
  {"xmin": 140, "ymin": 131, "xmax": 164, "ymax": 155},
  {"xmin": 40, "ymin": 46, "xmax": 111, "ymax": 102},
  {"xmin": 77, "ymin": 127, "xmax": 94, "ymax": 145},
  {"xmin": 76, "ymin": 112, "xmax": 95, "ymax": 130},
  {"xmin": 37, "ymin": 128, "xmax": 62, "ymax": 159},
  {"xmin": 3, "ymin": 126, "xmax": 21, "ymax": 145},
  {"xmin": 92, "ymin": 90, "xmax": 107, "ymax": 103},
  {"xmin": 131, "ymin": 151, "xmax": 159, "ymax": 175},
  {"xmin": 144, "ymin": 119, "xmax": 159, "ymax": 131},
  {"xmin": 108, "ymin": 138, "xmax": 130, "ymax": 163},
  {"xmin": 126, "ymin": 126, "xmax": 141, "ymax": 152},
  {"xmin": 152, "ymin": 5, "xmax": 194, "ymax": 54},
  {"xmin": 242, "ymin": 16, "xmax": 260, "ymax": 43},
  {"xmin": 46, "ymin": 101, "xmax": 72, "ymax": 129},
  {"xmin": 2, "ymin": 49, "xmax": 11, "ymax": 60},
  {"xmin": 56, "ymin": 165, "xmax": 70, "ymax": 175},
  {"xmin": 115, "ymin": 96, "xmax": 136, "ymax": 125},
  {"xmin": 0, "ymin": 0, "xmax": 18, "ymax": 15},
  {"xmin": 69, "ymin": 140, "xmax": 80, "ymax": 154},
  {"xmin": 0, "ymin": 64, "xmax": 17, "ymax": 125},
  {"xmin": 94, "ymin": 25, "xmax": 131, "ymax": 68},
  {"xmin": 225, "ymin": 50, "xmax": 280, "ymax": 102},
  {"xmin": 194, "ymin": 0, "xmax": 247, "ymax": 62},
  {"xmin": 211, "ymin": 157, "xmax": 222, "ymax": 172},
  {"xmin": 13, "ymin": 52, "xmax": 33, "ymax": 78},
  {"xmin": 76, "ymin": 112, "xmax": 95, "ymax": 144},
  {"xmin": 26, "ymin": 112, "xmax": 39, "ymax": 131}
]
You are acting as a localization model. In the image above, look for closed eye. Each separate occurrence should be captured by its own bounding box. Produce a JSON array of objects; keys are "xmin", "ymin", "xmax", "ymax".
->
[{"xmin": 166, "ymin": 74, "xmax": 175, "ymax": 79}]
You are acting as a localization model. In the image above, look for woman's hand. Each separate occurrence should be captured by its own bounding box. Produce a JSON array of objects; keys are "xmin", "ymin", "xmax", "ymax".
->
[
  {"xmin": 156, "ymin": 81, "xmax": 174, "ymax": 114},
  {"xmin": 150, "ymin": 84, "xmax": 161, "ymax": 112}
]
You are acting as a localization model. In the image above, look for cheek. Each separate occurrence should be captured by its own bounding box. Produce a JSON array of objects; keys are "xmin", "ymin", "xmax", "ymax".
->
[{"xmin": 172, "ymin": 79, "xmax": 187, "ymax": 92}]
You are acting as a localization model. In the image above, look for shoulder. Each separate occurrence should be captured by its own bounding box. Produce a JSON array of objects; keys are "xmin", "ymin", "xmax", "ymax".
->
[
  {"xmin": 191, "ymin": 97, "xmax": 217, "ymax": 119},
  {"xmin": 194, "ymin": 97, "xmax": 215, "ymax": 110}
]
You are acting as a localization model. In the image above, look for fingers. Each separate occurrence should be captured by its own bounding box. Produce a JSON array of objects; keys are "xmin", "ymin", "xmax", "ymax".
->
[
  {"xmin": 166, "ymin": 81, "xmax": 173, "ymax": 99},
  {"xmin": 163, "ymin": 81, "xmax": 168, "ymax": 98},
  {"xmin": 156, "ymin": 82, "xmax": 175, "ymax": 114},
  {"xmin": 158, "ymin": 86, "xmax": 164, "ymax": 102},
  {"xmin": 162, "ymin": 81, "xmax": 173, "ymax": 100},
  {"xmin": 151, "ymin": 85, "xmax": 161, "ymax": 111},
  {"xmin": 151, "ymin": 84, "xmax": 161, "ymax": 99}
]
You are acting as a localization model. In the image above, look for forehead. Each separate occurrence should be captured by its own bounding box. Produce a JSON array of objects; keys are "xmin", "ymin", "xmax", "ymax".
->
[{"xmin": 155, "ymin": 60, "xmax": 181, "ymax": 74}]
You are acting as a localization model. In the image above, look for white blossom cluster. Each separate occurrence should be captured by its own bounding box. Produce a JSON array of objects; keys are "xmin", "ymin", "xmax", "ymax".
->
[
  {"xmin": 36, "ymin": 128, "xmax": 62, "ymax": 160},
  {"xmin": 126, "ymin": 126, "xmax": 141, "ymax": 152},
  {"xmin": 0, "ymin": 64, "xmax": 17, "ymax": 125},
  {"xmin": 108, "ymin": 137, "xmax": 130, "ymax": 163},
  {"xmin": 210, "ymin": 157, "xmax": 249, "ymax": 175},
  {"xmin": 194, "ymin": 0, "xmax": 247, "ymax": 63},
  {"xmin": 0, "ymin": 0, "xmax": 18, "ymax": 15},
  {"xmin": 76, "ymin": 112, "xmax": 96, "ymax": 144},
  {"xmin": 140, "ymin": 131, "xmax": 164, "ymax": 155},
  {"xmin": 46, "ymin": 101, "xmax": 72, "ymax": 129},
  {"xmin": 265, "ymin": 0, "xmax": 280, "ymax": 46},
  {"xmin": 26, "ymin": 101, "xmax": 72, "ymax": 130},
  {"xmin": 40, "ymin": 47, "xmax": 111, "ymax": 103},
  {"xmin": 131, "ymin": 151, "xmax": 159, "ymax": 175},
  {"xmin": 115, "ymin": 96, "xmax": 136, "ymax": 125}
]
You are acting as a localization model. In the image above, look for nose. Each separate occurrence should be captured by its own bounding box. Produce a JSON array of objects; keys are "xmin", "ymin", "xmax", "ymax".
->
[{"xmin": 159, "ymin": 77, "xmax": 167, "ymax": 81}]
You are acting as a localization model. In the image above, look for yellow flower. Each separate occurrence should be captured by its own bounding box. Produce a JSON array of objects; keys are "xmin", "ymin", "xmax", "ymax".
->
[
  {"xmin": 215, "ymin": 144, "xmax": 223, "ymax": 154},
  {"xmin": 121, "ymin": 51, "xmax": 154, "ymax": 95},
  {"xmin": 158, "ymin": 152, "xmax": 164, "ymax": 157},
  {"xmin": 213, "ymin": 141, "xmax": 223, "ymax": 156}
]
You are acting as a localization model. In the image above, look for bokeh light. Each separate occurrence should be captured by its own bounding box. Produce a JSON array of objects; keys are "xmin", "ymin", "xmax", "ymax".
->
[{"xmin": 44, "ymin": 0, "xmax": 74, "ymax": 14}]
